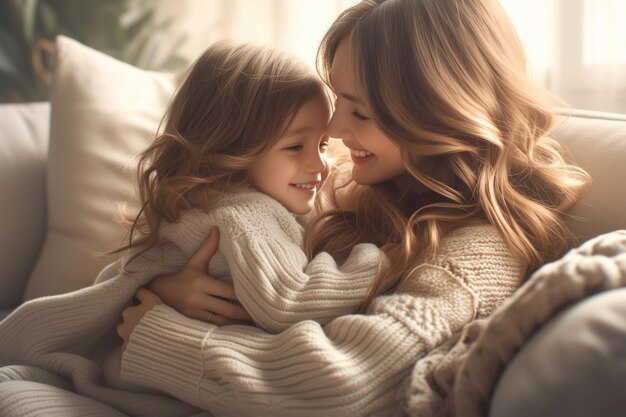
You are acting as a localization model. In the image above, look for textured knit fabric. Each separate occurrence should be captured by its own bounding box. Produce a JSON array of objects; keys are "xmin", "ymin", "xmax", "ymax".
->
[
  {"xmin": 0, "ymin": 189, "xmax": 387, "ymax": 416},
  {"xmin": 120, "ymin": 223, "xmax": 523, "ymax": 417},
  {"xmin": 400, "ymin": 230, "xmax": 626, "ymax": 417},
  {"xmin": 146, "ymin": 189, "xmax": 390, "ymax": 332},
  {"xmin": 0, "ymin": 218, "xmax": 522, "ymax": 417}
]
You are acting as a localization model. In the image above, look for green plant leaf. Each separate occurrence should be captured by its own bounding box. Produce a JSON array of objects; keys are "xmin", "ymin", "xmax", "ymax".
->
[
  {"xmin": 123, "ymin": 8, "xmax": 154, "ymax": 40},
  {"xmin": 0, "ymin": 0, "xmax": 38, "ymax": 101},
  {"xmin": 2, "ymin": 0, "xmax": 190, "ymax": 102},
  {"xmin": 16, "ymin": 0, "xmax": 40, "ymax": 43}
]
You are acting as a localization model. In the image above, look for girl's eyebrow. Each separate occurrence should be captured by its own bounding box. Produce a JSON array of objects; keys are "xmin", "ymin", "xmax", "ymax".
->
[{"xmin": 282, "ymin": 126, "xmax": 317, "ymax": 137}]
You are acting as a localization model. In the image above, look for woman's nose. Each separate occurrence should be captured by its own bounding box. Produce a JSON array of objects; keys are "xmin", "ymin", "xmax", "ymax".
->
[{"xmin": 326, "ymin": 110, "xmax": 346, "ymax": 140}]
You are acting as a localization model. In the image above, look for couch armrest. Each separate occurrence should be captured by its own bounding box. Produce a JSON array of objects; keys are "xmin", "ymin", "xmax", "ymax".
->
[{"xmin": 0, "ymin": 102, "xmax": 50, "ymax": 310}]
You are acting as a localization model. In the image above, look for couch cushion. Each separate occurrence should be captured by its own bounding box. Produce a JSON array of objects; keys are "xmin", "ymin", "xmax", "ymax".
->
[
  {"xmin": 554, "ymin": 112, "xmax": 626, "ymax": 243},
  {"xmin": 0, "ymin": 102, "xmax": 49, "ymax": 309},
  {"xmin": 23, "ymin": 36, "xmax": 176, "ymax": 301}
]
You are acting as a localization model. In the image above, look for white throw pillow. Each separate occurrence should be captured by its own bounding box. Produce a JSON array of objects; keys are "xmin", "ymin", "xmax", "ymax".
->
[{"xmin": 23, "ymin": 36, "xmax": 176, "ymax": 301}]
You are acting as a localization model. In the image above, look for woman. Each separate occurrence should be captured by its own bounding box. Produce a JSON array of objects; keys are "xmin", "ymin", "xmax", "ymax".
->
[{"xmin": 118, "ymin": 0, "xmax": 588, "ymax": 415}]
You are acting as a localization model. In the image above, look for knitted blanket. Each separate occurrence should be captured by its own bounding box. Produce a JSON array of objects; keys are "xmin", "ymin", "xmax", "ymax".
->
[{"xmin": 399, "ymin": 229, "xmax": 626, "ymax": 417}]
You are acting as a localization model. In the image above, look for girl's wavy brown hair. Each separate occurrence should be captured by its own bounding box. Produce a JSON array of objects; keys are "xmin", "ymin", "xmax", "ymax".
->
[
  {"xmin": 307, "ymin": 0, "xmax": 590, "ymax": 310},
  {"xmin": 117, "ymin": 41, "xmax": 325, "ymax": 255}
]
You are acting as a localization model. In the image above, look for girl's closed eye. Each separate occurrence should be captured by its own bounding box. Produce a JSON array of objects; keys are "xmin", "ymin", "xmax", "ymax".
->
[{"xmin": 284, "ymin": 144, "xmax": 303, "ymax": 151}]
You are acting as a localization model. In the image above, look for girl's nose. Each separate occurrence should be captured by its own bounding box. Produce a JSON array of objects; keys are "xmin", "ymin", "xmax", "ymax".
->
[{"xmin": 304, "ymin": 149, "xmax": 327, "ymax": 174}]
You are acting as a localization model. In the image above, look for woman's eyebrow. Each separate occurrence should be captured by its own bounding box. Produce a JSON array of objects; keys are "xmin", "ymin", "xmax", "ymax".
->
[
  {"xmin": 329, "ymin": 72, "xmax": 361, "ymax": 103},
  {"xmin": 340, "ymin": 92, "xmax": 360, "ymax": 103}
]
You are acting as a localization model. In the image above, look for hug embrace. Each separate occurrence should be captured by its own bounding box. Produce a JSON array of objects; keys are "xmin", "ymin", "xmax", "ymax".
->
[{"xmin": 4, "ymin": 0, "xmax": 621, "ymax": 416}]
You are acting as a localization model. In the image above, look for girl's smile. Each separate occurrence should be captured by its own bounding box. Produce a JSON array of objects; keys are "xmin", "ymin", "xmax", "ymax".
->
[
  {"xmin": 290, "ymin": 181, "xmax": 321, "ymax": 195},
  {"xmin": 248, "ymin": 93, "xmax": 331, "ymax": 215}
]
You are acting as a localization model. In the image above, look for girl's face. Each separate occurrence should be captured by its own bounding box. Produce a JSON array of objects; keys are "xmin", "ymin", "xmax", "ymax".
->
[
  {"xmin": 327, "ymin": 39, "xmax": 406, "ymax": 186},
  {"xmin": 248, "ymin": 93, "xmax": 330, "ymax": 215}
]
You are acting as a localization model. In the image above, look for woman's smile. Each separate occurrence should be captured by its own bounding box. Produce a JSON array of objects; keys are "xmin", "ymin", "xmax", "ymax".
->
[{"xmin": 348, "ymin": 147, "xmax": 375, "ymax": 164}]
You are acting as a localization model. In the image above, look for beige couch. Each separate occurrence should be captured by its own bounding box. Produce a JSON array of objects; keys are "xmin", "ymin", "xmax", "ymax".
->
[
  {"xmin": 0, "ymin": 36, "xmax": 625, "ymax": 413},
  {"xmin": 1, "ymin": 36, "xmax": 176, "ymax": 318},
  {"xmin": 2, "ymin": 36, "xmax": 625, "ymax": 317}
]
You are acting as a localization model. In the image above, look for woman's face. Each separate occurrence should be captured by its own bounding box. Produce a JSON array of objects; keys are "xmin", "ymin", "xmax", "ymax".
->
[{"xmin": 327, "ymin": 39, "xmax": 406, "ymax": 186}]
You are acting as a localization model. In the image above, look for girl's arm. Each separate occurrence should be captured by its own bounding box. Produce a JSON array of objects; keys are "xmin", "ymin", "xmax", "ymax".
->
[{"xmin": 209, "ymin": 191, "xmax": 391, "ymax": 333}]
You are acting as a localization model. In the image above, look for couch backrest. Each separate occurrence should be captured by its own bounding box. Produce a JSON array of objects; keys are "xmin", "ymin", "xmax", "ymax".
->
[
  {"xmin": 554, "ymin": 110, "xmax": 626, "ymax": 243},
  {"xmin": 0, "ymin": 103, "xmax": 625, "ymax": 310}
]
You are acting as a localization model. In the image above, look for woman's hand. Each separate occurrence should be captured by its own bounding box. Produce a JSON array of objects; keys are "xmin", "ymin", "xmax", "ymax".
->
[
  {"xmin": 117, "ymin": 287, "xmax": 162, "ymax": 351},
  {"xmin": 147, "ymin": 227, "xmax": 253, "ymax": 326}
]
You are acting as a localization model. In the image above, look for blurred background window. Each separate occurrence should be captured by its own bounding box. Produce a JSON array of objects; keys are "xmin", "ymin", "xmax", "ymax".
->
[
  {"xmin": 1, "ymin": 0, "xmax": 624, "ymax": 114},
  {"xmin": 500, "ymin": 0, "xmax": 626, "ymax": 114}
]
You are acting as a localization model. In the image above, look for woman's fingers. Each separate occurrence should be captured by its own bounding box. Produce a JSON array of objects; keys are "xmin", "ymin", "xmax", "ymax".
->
[
  {"xmin": 202, "ymin": 294, "xmax": 253, "ymax": 322},
  {"xmin": 187, "ymin": 227, "xmax": 220, "ymax": 272},
  {"xmin": 172, "ymin": 278, "xmax": 252, "ymax": 321},
  {"xmin": 182, "ymin": 307, "xmax": 251, "ymax": 326},
  {"xmin": 198, "ymin": 275, "xmax": 238, "ymax": 301},
  {"xmin": 178, "ymin": 269, "xmax": 239, "ymax": 301},
  {"xmin": 197, "ymin": 310, "xmax": 250, "ymax": 326},
  {"xmin": 145, "ymin": 227, "xmax": 254, "ymax": 325}
]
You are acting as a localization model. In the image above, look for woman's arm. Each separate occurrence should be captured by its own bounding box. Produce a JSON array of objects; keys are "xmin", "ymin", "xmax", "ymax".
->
[
  {"xmin": 121, "ymin": 263, "xmax": 478, "ymax": 417},
  {"xmin": 146, "ymin": 228, "xmax": 252, "ymax": 325},
  {"xmin": 119, "ymin": 223, "xmax": 521, "ymax": 416}
]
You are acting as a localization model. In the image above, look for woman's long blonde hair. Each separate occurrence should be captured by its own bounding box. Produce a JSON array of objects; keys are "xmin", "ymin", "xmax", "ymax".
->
[
  {"xmin": 307, "ymin": 0, "xmax": 590, "ymax": 309},
  {"xmin": 118, "ymin": 41, "xmax": 325, "ymax": 254}
]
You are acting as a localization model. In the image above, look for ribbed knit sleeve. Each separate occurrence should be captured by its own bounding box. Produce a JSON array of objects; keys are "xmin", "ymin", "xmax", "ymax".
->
[
  {"xmin": 229, "ymin": 239, "xmax": 390, "ymax": 333},
  {"xmin": 164, "ymin": 190, "xmax": 389, "ymax": 333},
  {"xmin": 121, "ymin": 224, "xmax": 522, "ymax": 417}
]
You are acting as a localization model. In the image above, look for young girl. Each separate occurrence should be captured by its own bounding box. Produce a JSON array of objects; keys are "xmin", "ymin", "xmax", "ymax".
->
[
  {"xmin": 117, "ymin": 0, "xmax": 589, "ymax": 416},
  {"xmin": 0, "ymin": 40, "xmax": 396, "ymax": 417},
  {"xmin": 114, "ymin": 40, "xmax": 392, "ymax": 336}
]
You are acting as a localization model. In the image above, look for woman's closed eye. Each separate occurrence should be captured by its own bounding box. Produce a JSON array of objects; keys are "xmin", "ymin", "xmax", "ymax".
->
[
  {"xmin": 319, "ymin": 141, "xmax": 329, "ymax": 152},
  {"xmin": 351, "ymin": 111, "xmax": 370, "ymax": 121}
]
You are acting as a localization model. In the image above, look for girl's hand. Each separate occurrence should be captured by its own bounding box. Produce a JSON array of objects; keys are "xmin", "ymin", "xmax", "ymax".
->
[
  {"xmin": 146, "ymin": 227, "xmax": 253, "ymax": 326},
  {"xmin": 117, "ymin": 287, "xmax": 162, "ymax": 351}
]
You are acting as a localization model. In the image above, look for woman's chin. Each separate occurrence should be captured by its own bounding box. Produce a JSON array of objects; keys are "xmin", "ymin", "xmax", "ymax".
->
[
  {"xmin": 350, "ymin": 166, "xmax": 389, "ymax": 186},
  {"xmin": 350, "ymin": 170, "xmax": 371, "ymax": 185}
]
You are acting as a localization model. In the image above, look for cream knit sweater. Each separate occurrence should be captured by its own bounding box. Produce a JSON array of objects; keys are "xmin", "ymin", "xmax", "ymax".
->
[
  {"xmin": 145, "ymin": 189, "xmax": 389, "ymax": 332},
  {"xmin": 121, "ymin": 223, "xmax": 523, "ymax": 417},
  {"xmin": 0, "ymin": 192, "xmax": 523, "ymax": 417}
]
